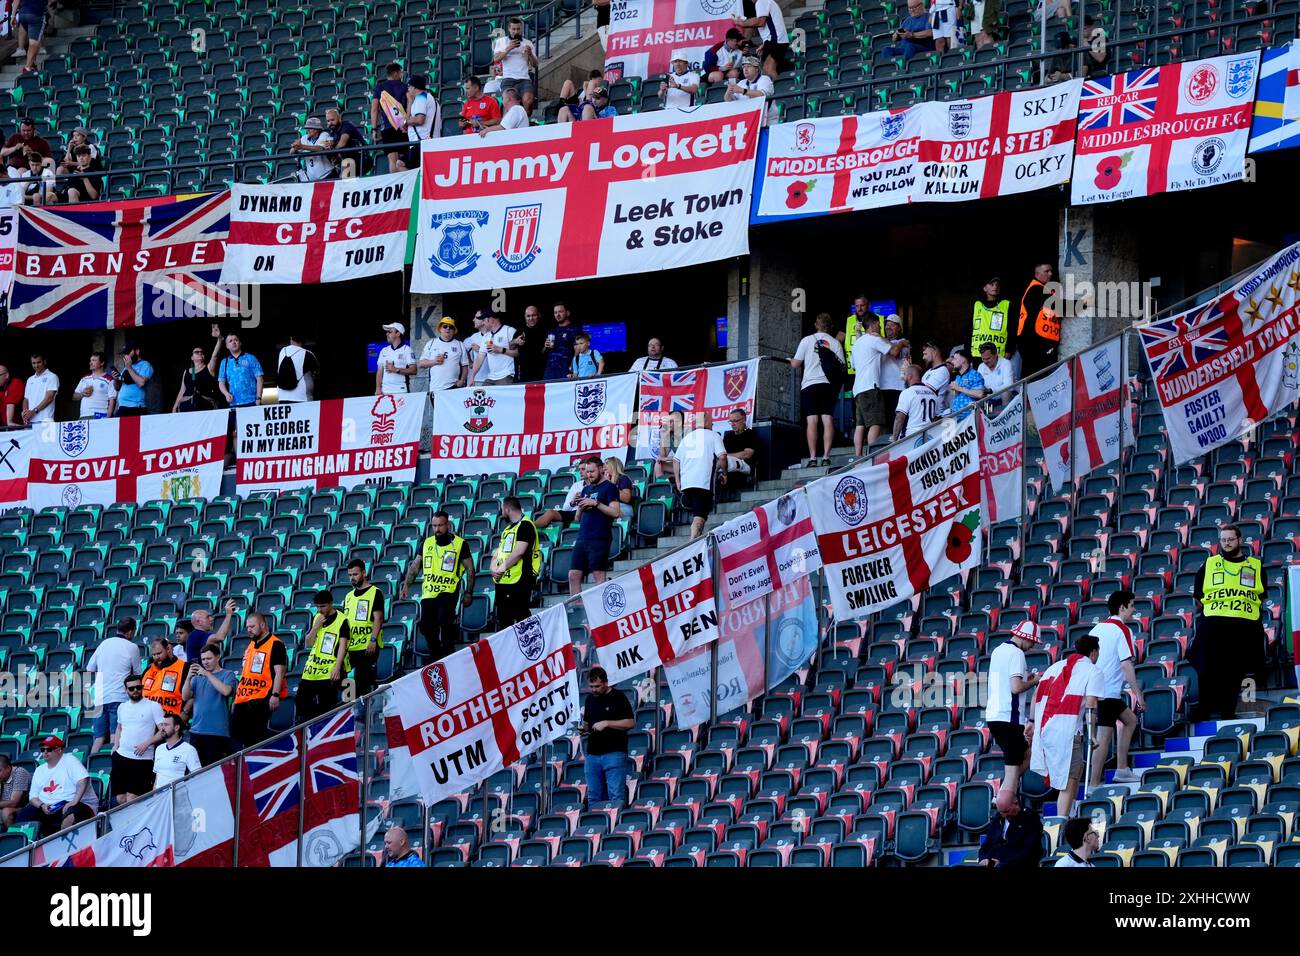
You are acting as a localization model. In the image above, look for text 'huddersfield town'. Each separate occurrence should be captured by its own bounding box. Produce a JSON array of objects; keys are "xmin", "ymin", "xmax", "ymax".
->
[{"xmin": 430, "ymin": 121, "xmax": 753, "ymax": 187}]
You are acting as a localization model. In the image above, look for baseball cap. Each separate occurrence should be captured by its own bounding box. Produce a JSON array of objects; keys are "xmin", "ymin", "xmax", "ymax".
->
[
  {"xmin": 885, "ymin": 313, "xmax": 902, "ymax": 326},
  {"xmin": 437, "ymin": 317, "xmax": 457, "ymax": 330},
  {"xmin": 382, "ymin": 322, "xmax": 406, "ymax": 334},
  {"xmin": 1010, "ymin": 620, "xmax": 1042, "ymax": 645},
  {"xmin": 40, "ymin": 735, "xmax": 65, "ymax": 750},
  {"xmin": 671, "ymin": 50, "xmax": 689, "ymax": 62},
  {"xmin": 986, "ymin": 276, "xmax": 1002, "ymax": 285}
]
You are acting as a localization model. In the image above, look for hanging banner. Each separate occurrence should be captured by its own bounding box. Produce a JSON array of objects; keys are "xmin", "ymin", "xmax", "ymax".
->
[
  {"xmin": 808, "ymin": 419, "xmax": 983, "ymax": 621},
  {"xmin": 26, "ymin": 410, "xmax": 227, "ymax": 509},
  {"xmin": 8, "ymin": 192, "xmax": 240, "ymax": 329},
  {"xmin": 428, "ymin": 374, "xmax": 637, "ymax": 476},
  {"xmin": 0, "ymin": 428, "xmax": 32, "ymax": 510},
  {"xmin": 664, "ymin": 574, "xmax": 820, "ymax": 728},
  {"xmin": 750, "ymin": 108, "xmax": 921, "ymax": 223},
  {"xmin": 914, "ymin": 81, "xmax": 1082, "ymax": 202},
  {"xmin": 977, "ymin": 392, "xmax": 1024, "ymax": 524},
  {"xmin": 47, "ymin": 790, "xmax": 174, "ymax": 868},
  {"xmin": 1288, "ymin": 564, "xmax": 1300, "ymax": 688},
  {"xmin": 713, "ymin": 486, "xmax": 821, "ymax": 611},
  {"xmin": 1250, "ymin": 40, "xmax": 1300, "ymax": 154},
  {"xmin": 1139, "ymin": 242, "xmax": 1300, "ymax": 465},
  {"xmin": 582, "ymin": 537, "xmax": 721, "ymax": 684},
  {"xmin": 634, "ymin": 358, "xmax": 758, "ymax": 458},
  {"xmin": 603, "ymin": 0, "xmax": 734, "ymax": 80},
  {"xmin": 0, "ymin": 205, "xmax": 16, "ymax": 299},
  {"xmin": 222, "ymin": 170, "xmax": 416, "ymax": 284},
  {"xmin": 387, "ymin": 604, "xmax": 578, "ymax": 806},
  {"xmin": 1072, "ymin": 53, "xmax": 1261, "ymax": 205},
  {"xmin": 411, "ymin": 99, "xmax": 762, "ymax": 293},
  {"xmin": 235, "ymin": 395, "xmax": 423, "ymax": 495}
]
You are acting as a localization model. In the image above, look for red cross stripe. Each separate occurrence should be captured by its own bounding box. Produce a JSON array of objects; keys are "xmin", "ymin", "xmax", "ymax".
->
[
  {"xmin": 719, "ymin": 505, "xmax": 813, "ymax": 594},
  {"xmin": 1143, "ymin": 74, "xmax": 1255, "ymax": 196},
  {"xmin": 1036, "ymin": 361, "xmax": 1122, "ymax": 474},
  {"xmin": 829, "ymin": 116, "xmax": 861, "ymax": 209},
  {"xmin": 471, "ymin": 640, "xmax": 522, "ymax": 768},
  {"xmin": 590, "ymin": 563, "xmax": 714, "ymax": 667},
  {"xmin": 1214, "ymin": 293, "xmax": 1270, "ymax": 424},
  {"xmin": 1036, "ymin": 654, "xmax": 1086, "ymax": 723},
  {"xmin": 518, "ymin": 382, "xmax": 550, "ymax": 472},
  {"xmin": 887, "ymin": 455, "xmax": 932, "ymax": 595},
  {"xmin": 977, "ymin": 415, "xmax": 1022, "ymax": 519},
  {"xmin": 605, "ymin": 3, "xmax": 728, "ymax": 76}
]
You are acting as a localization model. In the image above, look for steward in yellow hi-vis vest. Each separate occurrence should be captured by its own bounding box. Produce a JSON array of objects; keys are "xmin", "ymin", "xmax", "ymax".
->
[
  {"xmin": 1189, "ymin": 525, "xmax": 1269, "ymax": 723},
  {"xmin": 402, "ymin": 511, "xmax": 476, "ymax": 665},
  {"xmin": 492, "ymin": 496, "xmax": 541, "ymax": 630},
  {"xmin": 838, "ymin": 300, "xmax": 883, "ymax": 376},
  {"xmin": 296, "ymin": 589, "xmax": 352, "ymax": 723},
  {"xmin": 971, "ymin": 282, "xmax": 1012, "ymax": 357},
  {"xmin": 343, "ymin": 559, "xmax": 386, "ymax": 698}
]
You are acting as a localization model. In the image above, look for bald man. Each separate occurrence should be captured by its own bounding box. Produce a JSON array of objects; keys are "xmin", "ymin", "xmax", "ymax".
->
[{"xmin": 383, "ymin": 825, "xmax": 425, "ymax": 867}]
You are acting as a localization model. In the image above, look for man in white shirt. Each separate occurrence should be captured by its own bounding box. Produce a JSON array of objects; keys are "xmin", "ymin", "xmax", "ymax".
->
[
  {"xmin": 486, "ymin": 86, "xmax": 530, "ymax": 135},
  {"xmin": 152, "ymin": 714, "xmax": 202, "ymax": 788},
  {"xmin": 725, "ymin": 56, "xmax": 775, "ymax": 126},
  {"xmin": 291, "ymin": 117, "xmax": 336, "ymax": 182},
  {"xmin": 985, "ymin": 620, "xmax": 1042, "ymax": 813},
  {"xmin": 469, "ymin": 312, "xmax": 520, "ymax": 385},
  {"xmin": 929, "ymin": 0, "xmax": 957, "ymax": 53},
  {"xmin": 790, "ymin": 313, "xmax": 845, "ymax": 466},
  {"xmin": 1054, "ymin": 817, "xmax": 1099, "ymax": 867},
  {"xmin": 74, "ymin": 350, "xmax": 116, "ymax": 419},
  {"xmin": 22, "ymin": 351, "xmax": 58, "ymax": 424},
  {"xmin": 492, "ymin": 17, "xmax": 538, "ymax": 113},
  {"xmin": 1089, "ymin": 589, "xmax": 1145, "ymax": 788},
  {"xmin": 977, "ymin": 341, "xmax": 1014, "ymax": 407},
  {"xmin": 851, "ymin": 321, "xmax": 907, "ymax": 455},
  {"xmin": 17, "ymin": 736, "xmax": 98, "ymax": 837},
  {"xmin": 734, "ymin": 0, "xmax": 790, "ymax": 79},
  {"xmin": 406, "ymin": 74, "xmax": 441, "ymax": 144},
  {"xmin": 419, "ymin": 317, "xmax": 470, "ymax": 392},
  {"xmin": 920, "ymin": 343, "xmax": 951, "ymax": 409},
  {"xmin": 629, "ymin": 337, "xmax": 679, "ymax": 372},
  {"xmin": 376, "ymin": 322, "xmax": 417, "ymax": 395},
  {"xmin": 112, "ymin": 674, "xmax": 165, "ymax": 804},
  {"xmin": 670, "ymin": 412, "xmax": 728, "ymax": 540},
  {"xmin": 879, "ymin": 315, "xmax": 909, "ymax": 423},
  {"xmin": 87, "ymin": 618, "xmax": 143, "ymax": 753},
  {"xmin": 893, "ymin": 364, "xmax": 940, "ymax": 440},
  {"xmin": 275, "ymin": 334, "xmax": 318, "ymax": 403},
  {"xmin": 660, "ymin": 52, "xmax": 700, "ymax": 109}
]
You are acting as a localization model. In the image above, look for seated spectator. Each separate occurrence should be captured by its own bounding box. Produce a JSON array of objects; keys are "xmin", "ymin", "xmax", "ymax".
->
[
  {"xmin": 660, "ymin": 52, "xmax": 700, "ymax": 109},
  {"xmin": 291, "ymin": 117, "xmax": 337, "ymax": 182},
  {"xmin": 1036, "ymin": 0, "xmax": 1071, "ymax": 20},
  {"xmin": 704, "ymin": 29, "xmax": 747, "ymax": 84},
  {"xmin": 484, "ymin": 86, "xmax": 531, "ymax": 134},
  {"xmin": 976, "ymin": 793, "xmax": 1044, "ymax": 868},
  {"xmin": 629, "ymin": 337, "xmax": 678, "ymax": 372},
  {"xmin": 534, "ymin": 475, "xmax": 583, "ymax": 530},
  {"xmin": 1083, "ymin": 15, "xmax": 1109, "ymax": 76},
  {"xmin": 0, "ymin": 365, "xmax": 24, "ymax": 427},
  {"xmin": 569, "ymin": 332, "xmax": 604, "ymax": 378},
  {"xmin": 62, "ymin": 146, "xmax": 104, "ymax": 203},
  {"xmin": 484, "ymin": 62, "xmax": 505, "ymax": 96},
  {"xmin": 0, "ymin": 755, "xmax": 31, "ymax": 829},
  {"xmin": 2, "ymin": 117, "xmax": 52, "ymax": 177},
  {"xmin": 883, "ymin": 0, "xmax": 936, "ymax": 59},
  {"xmin": 653, "ymin": 410, "xmax": 686, "ymax": 481},
  {"xmin": 947, "ymin": 348, "xmax": 988, "ymax": 416},
  {"xmin": 720, "ymin": 408, "xmax": 761, "ymax": 489},
  {"xmin": 173, "ymin": 345, "xmax": 222, "ymax": 412},
  {"xmin": 604, "ymin": 456, "xmax": 636, "ymax": 519},
  {"xmin": 725, "ymin": 56, "xmax": 775, "ymax": 125},
  {"xmin": 558, "ymin": 71, "xmax": 603, "ymax": 121},
  {"xmin": 558, "ymin": 85, "xmax": 616, "ymax": 124},
  {"xmin": 460, "ymin": 75, "xmax": 503, "ymax": 135},
  {"xmin": 14, "ymin": 736, "xmax": 99, "ymax": 838},
  {"xmin": 21, "ymin": 149, "xmax": 55, "ymax": 205},
  {"xmin": 383, "ymin": 825, "xmax": 425, "ymax": 866},
  {"xmin": 56, "ymin": 128, "xmax": 99, "ymax": 174},
  {"xmin": 326, "ymin": 108, "xmax": 369, "ymax": 177}
]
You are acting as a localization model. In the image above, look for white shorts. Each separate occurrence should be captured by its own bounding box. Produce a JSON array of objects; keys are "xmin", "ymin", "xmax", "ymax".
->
[{"xmin": 930, "ymin": 5, "xmax": 957, "ymax": 39}]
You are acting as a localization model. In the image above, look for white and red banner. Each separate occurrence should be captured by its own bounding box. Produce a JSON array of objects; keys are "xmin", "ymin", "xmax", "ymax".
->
[
  {"xmin": 412, "ymin": 99, "xmax": 762, "ymax": 293},
  {"xmin": 664, "ymin": 574, "xmax": 820, "ymax": 728},
  {"xmin": 26, "ymin": 410, "xmax": 227, "ymax": 509},
  {"xmin": 0, "ymin": 428, "xmax": 31, "ymax": 510},
  {"xmin": 47, "ymin": 790, "xmax": 175, "ymax": 868},
  {"xmin": 751, "ymin": 108, "xmax": 921, "ymax": 222},
  {"xmin": 1029, "ymin": 653, "xmax": 1104, "ymax": 789},
  {"xmin": 0, "ymin": 206, "xmax": 16, "ymax": 296},
  {"xmin": 582, "ymin": 537, "xmax": 721, "ymax": 684},
  {"xmin": 808, "ymin": 418, "xmax": 982, "ymax": 621},
  {"xmin": 713, "ymin": 487, "xmax": 821, "ymax": 611},
  {"xmin": 634, "ymin": 358, "xmax": 758, "ymax": 458},
  {"xmin": 1026, "ymin": 339, "xmax": 1133, "ymax": 492},
  {"xmin": 222, "ymin": 170, "xmax": 416, "ymax": 284},
  {"xmin": 387, "ymin": 604, "xmax": 578, "ymax": 806},
  {"xmin": 235, "ymin": 395, "xmax": 422, "ymax": 495},
  {"xmin": 1140, "ymin": 242, "xmax": 1300, "ymax": 465},
  {"xmin": 428, "ymin": 374, "xmax": 637, "ymax": 476},
  {"xmin": 603, "ymin": 0, "xmax": 734, "ymax": 80},
  {"xmin": 1072, "ymin": 53, "xmax": 1261, "ymax": 205},
  {"xmin": 977, "ymin": 393, "xmax": 1024, "ymax": 525},
  {"xmin": 173, "ymin": 763, "xmax": 237, "ymax": 867},
  {"xmin": 914, "ymin": 81, "xmax": 1082, "ymax": 202}
]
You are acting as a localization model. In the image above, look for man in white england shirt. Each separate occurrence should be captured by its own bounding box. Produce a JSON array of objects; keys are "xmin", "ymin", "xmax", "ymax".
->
[
  {"xmin": 920, "ymin": 342, "xmax": 951, "ymax": 409},
  {"xmin": 725, "ymin": 56, "xmax": 775, "ymax": 126},
  {"xmin": 484, "ymin": 86, "xmax": 530, "ymax": 135},
  {"xmin": 469, "ymin": 312, "xmax": 520, "ymax": 386},
  {"xmin": 22, "ymin": 351, "xmax": 58, "ymax": 424},
  {"xmin": 671, "ymin": 413, "xmax": 728, "ymax": 541},
  {"xmin": 376, "ymin": 322, "xmax": 417, "ymax": 395},
  {"xmin": 291, "ymin": 117, "xmax": 336, "ymax": 182},
  {"xmin": 977, "ymin": 341, "xmax": 1014, "ymax": 410},
  {"xmin": 75, "ymin": 350, "xmax": 116, "ymax": 419},
  {"xmin": 892, "ymin": 364, "xmax": 940, "ymax": 440},
  {"xmin": 985, "ymin": 620, "xmax": 1042, "ymax": 812},
  {"xmin": 152, "ymin": 714, "xmax": 202, "ymax": 788},
  {"xmin": 660, "ymin": 52, "xmax": 700, "ymax": 109},
  {"xmin": 1088, "ymin": 589, "xmax": 1145, "ymax": 788},
  {"xmin": 419, "ymin": 317, "xmax": 470, "ymax": 392},
  {"xmin": 790, "ymin": 313, "xmax": 845, "ymax": 465},
  {"xmin": 406, "ymin": 74, "xmax": 441, "ymax": 144},
  {"xmin": 851, "ymin": 320, "xmax": 907, "ymax": 455}
]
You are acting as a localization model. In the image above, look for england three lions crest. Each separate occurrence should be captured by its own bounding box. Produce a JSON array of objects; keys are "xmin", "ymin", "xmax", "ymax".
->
[
  {"xmin": 947, "ymin": 103, "xmax": 973, "ymax": 138},
  {"xmin": 494, "ymin": 204, "xmax": 542, "ymax": 274},
  {"xmin": 514, "ymin": 616, "xmax": 546, "ymax": 662},
  {"xmin": 59, "ymin": 421, "xmax": 90, "ymax": 458},
  {"xmin": 574, "ymin": 380, "xmax": 607, "ymax": 426}
]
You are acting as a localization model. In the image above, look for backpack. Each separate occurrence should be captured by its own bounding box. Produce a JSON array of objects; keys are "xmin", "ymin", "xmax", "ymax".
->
[
  {"xmin": 277, "ymin": 347, "xmax": 301, "ymax": 391},
  {"xmin": 815, "ymin": 336, "xmax": 846, "ymax": 391}
]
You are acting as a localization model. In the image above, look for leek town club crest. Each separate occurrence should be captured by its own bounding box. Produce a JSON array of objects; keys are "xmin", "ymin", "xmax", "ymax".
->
[
  {"xmin": 574, "ymin": 380, "xmax": 607, "ymax": 426},
  {"xmin": 59, "ymin": 420, "xmax": 90, "ymax": 457},
  {"xmin": 494, "ymin": 204, "xmax": 542, "ymax": 274},
  {"xmin": 514, "ymin": 615, "xmax": 546, "ymax": 662},
  {"xmin": 794, "ymin": 122, "xmax": 815, "ymax": 152},
  {"xmin": 462, "ymin": 389, "xmax": 496, "ymax": 433},
  {"xmin": 428, "ymin": 209, "xmax": 490, "ymax": 278},
  {"xmin": 947, "ymin": 102, "xmax": 973, "ymax": 138},
  {"xmin": 422, "ymin": 661, "xmax": 451, "ymax": 708},
  {"xmin": 723, "ymin": 364, "xmax": 749, "ymax": 401}
]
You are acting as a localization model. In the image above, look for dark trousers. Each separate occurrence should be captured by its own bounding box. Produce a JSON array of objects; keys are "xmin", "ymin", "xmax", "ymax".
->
[
  {"xmin": 190, "ymin": 733, "xmax": 231, "ymax": 767},
  {"xmin": 351, "ymin": 648, "xmax": 378, "ymax": 698},
  {"xmin": 1192, "ymin": 661, "xmax": 1246, "ymax": 721},
  {"xmin": 495, "ymin": 581, "xmax": 532, "ymax": 628},
  {"xmin": 296, "ymin": 678, "xmax": 340, "ymax": 724},
  {"xmin": 16, "ymin": 802, "xmax": 95, "ymax": 838},
  {"xmin": 230, "ymin": 698, "xmax": 272, "ymax": 749},
  {"xmin": 420, "ymin": 594, "xmax": 461, "ymax": 663}
]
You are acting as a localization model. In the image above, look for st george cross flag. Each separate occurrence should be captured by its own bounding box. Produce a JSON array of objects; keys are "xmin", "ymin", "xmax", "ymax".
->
[
  {"xmin": 1287, "ymin": 564, "xmax": 1300, "ymax": 688},
  {"xmin": 9, "ymin": 192, "xmax": 238, "ymax": 329},
  {"xmin": 807, "ymin": 418, "xmax": 983, "ymax": 622},
  {"xmin": 913, "ymin": 81, "xmax": 1082, "ymax": 202},
  {"xmin": 602, "ymin": 0, "xmax": 734, "ymax": 80},
  {"xmin": 235, "ymin": 395, "xmax": 423, "ymax": 495},
  {"xmin": 388, "ymin": 604, "xmax": 578, "ymax": 806},
  {"xmin": 978, "ymin": 392, "xmax": 1024, "ymax": 524},
  {"xmin": 750, "ymin": 108, "xmax": 921, "ymax": 222},
  {"xmin": 412, "ymin": 99, "xmax": 762, "ymax": 293},
  {"xmin": 1139, "ymin": 242, "xmax": 1300, "ymax": 465},
  {"xmin": 1029, "ymin": 653, "xmax": 1104, "ymax": 789},
  {"xmin": 49, "ymin": 790, "xmax": 174, "ymax": 867},
  {"xmin": 1250, "ymin": 40, "xmax": 1300, "ymax": 154},
  {"xmin": 582, "ymin": 537, "xmax": 721, "ymax": 684},
  {"xmin": 713, "ymin": 487, "xmax": 821, "ymax": 610},
  {"xmin": 634, "ymin": 358, "xmax": 758, "ymax": 458},
  {"xmin": 1072, "ymin": 53, "xmax": 1261, "ymax": 205},
  {"xmin": 222, "ymin": 170, "xmax": 416, "ymax": 284},
  {"xmin": 1025, "ymin": 339, "xmax": 1133, "ymax": 492},
  {"xmin": 0, "ymin": 428, "xmax": 32, "ymax": 510},
  {"xmin": 26, "ymin": 410, "xmax": 227, "ymax": 509},
  {"xmin": 428, "ymin": 374, "xmax": 637, "ymax": 476}
]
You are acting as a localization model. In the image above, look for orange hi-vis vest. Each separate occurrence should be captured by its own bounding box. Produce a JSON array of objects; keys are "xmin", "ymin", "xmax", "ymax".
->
[
  {"xmin": 1019, "ymin": 278, "xmax": 1061, "ymax": 343},
  {"xmin": 234, "ymin": 634, "xmax": 290, "ymax": 705},
  {"xmin": 142, "ymin": 658, "xmax": 186, "ymax": 715}
]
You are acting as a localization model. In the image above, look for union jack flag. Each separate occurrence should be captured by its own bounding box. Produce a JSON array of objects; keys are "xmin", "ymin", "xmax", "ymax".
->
[
  {"xmin": 8, "ymin": 192, "xmax": 237, "ymax": 330},
  {"xmin": 1079, "ymin": 68, "xmax": 1162, "ymax": 131},
  {"xmin": 306, "ymin": 710, "xmax": 359, "ymax": 795},
  {"xmin": 638, "ymin": 370, "xmax": 703, "ymax": 415},
  {"xmin": 1139, "ymin": 293, "xmax": 1239, "ymax": 382},
  {"xmin": 245, "ymin": 732, "xmax": 302, "ymax": 822}
]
